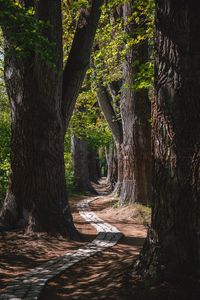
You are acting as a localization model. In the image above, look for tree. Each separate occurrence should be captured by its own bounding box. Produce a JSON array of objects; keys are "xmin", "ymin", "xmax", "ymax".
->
[
  {"xmin": 70, "ymin": 77, "xmax": 111, "ymax": 193},
  {"xmin": 119, "ymin": 1, "xmax": 151, "ymax": 204},
  {"xmin": 138, "ymin": 0, "xmax": 200, "ymax": 281},
  {"xmin": 106, "ymin": 139, "xmax": 118, "ymax": 189},
  {"xmin": 95, "ymin": 0, "xmax": 153, "ymax": 204},
  {"xmin": 0, "ymin": 0, "xmax": 102, "ymax": 238},
  {"xmin": 71, "ymin": 135, "xmax": 97, "ymax": 194},
  {"xmin": 96, "ymin": 82, "xmax": 123, "ymax": 191}
]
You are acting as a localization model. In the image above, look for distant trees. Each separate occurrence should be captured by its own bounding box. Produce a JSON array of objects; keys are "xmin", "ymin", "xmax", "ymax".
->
[
  {"xmin": 71, "ymin": 135, "xmax": 97, "ymax": 194},
  {"xmin": 138, "ymin": 0, "xmax": 200, "ymax": 281},
  {"xmin": 0, "ymin": 0, "xmax": 102, "ymax": 238}
]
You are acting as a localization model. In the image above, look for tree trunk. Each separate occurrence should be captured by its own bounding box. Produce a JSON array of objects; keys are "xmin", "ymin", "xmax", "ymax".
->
[
  {"xmin": 71, "ymin": 135, "xmax": 97, "ymax": 194},
  {"xmin": 96, "ymin": 83, "xmax": 124, "ymax": 194},
  {"xmin": 88, "ymin": 147, "xmax": 100, "ymax": 184},
  {"xmin": 106, "ymin": 140, "xmax": 118, "ymax": 189},
  {"xmin": 138, "ymin": 0, "xmax": 200, "ymax": 281},
  {"xmin": 119, "ymin": 2, "xmax": 151, "ymax": 205},
  {"xmin": 0, "ymin": 0, "xmax": 78, "ymax": 238},
  {"xmin": 62, "ymin": 0, "xmax": 103, "ymax": 130}
]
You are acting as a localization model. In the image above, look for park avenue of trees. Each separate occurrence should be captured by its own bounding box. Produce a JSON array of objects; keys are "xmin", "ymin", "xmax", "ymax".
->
[{"xmin": 0, "ymin": 0, "xmax": 200, "ymax": 299}]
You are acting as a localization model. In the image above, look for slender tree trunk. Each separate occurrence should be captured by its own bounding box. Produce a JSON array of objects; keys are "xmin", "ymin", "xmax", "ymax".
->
[
  {"xmin": 119, "ymin": 2, "xmax": 151, "ymax": 205},
  {"xmin": 71, "ymin": 135, "xmax": 97, "ymax": 194},
  {"xmin": 0, "ymin": 0, "xmax": 78, "ymax": 238},
  {"xmin": 62, "ymin": 0, "xmax": 103, "ymax": 130},
  {"xmin": 138, "ymin": 0, "xmax": 200, "ymax": 281},
  {"xmin": 106, "ymin": 140, "xmax": 118, "ymax": 189},
  {"xmin": 96, "ymin": 83, "xmax": 124, "ymax": 194}
]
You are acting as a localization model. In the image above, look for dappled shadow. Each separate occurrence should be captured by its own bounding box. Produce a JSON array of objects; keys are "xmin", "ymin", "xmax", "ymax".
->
[
  {"xmin": 39, "ymin": 232, "xmax": 144, "ymax": 300},
  {"xmin": 0, "ymin": 181, "xmax": 147, "ymax": 299},
  {"xmin": 0, "ymin": 196, "xmax": 96, "ymax": 292}
]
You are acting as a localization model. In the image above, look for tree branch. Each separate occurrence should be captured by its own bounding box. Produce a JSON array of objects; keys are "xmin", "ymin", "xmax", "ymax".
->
[
  {"xmin": 96, "ymin": 83, "xmax": 123, "ymax": 144},
  {"xmin": 62, "ymin": 0, "xmax": 103, "ymax": 131}
]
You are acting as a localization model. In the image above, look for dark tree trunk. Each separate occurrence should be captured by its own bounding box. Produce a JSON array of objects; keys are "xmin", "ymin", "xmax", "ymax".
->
[
  {"xmin": 0, "ymin": 0, "xmax": 78, "ymax": 238},
  {"xmin": 62, "ymin": 0, "xmax": 103, "ymax": 130},
  {"xmin": 88, "ymin": 147, "xmax": 100, "ymax": 184},
  {"xmin": 72, "ymin": 135, "xmax": 97, "ymax": 194},
  {"xmin": 119, "ymin": 2, "xmax": 151, "ymax": 205},
  {"xmin": 106, "ymin": 140, "xmax": 118, "ymax": 189},
  {"xmin": 138, "ymin": 0, "xmax": 200, "ymax": 281},
  {"xmin": 0, "ymin": 0, "xmax": 102, "ymax": 237}
]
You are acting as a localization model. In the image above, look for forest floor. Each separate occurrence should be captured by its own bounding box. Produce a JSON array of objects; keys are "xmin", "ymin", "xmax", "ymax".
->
[{"xmin": 1, "ymin": 179, "xmax": 200, "ymax": 299}]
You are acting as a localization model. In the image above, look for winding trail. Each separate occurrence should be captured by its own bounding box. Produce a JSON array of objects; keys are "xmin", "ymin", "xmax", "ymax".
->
[{"xmin": 0, "ymin": 196, "xmax": 123, "ymax": 300}]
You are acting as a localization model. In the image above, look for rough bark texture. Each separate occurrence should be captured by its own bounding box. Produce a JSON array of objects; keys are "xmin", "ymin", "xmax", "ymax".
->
[
  {"xmin": 0, "ymin": 0, "xmax": 78, "ymax": 238},
  {"xmin": 119, "ymin": 2, "xmax": 151, "ymax": 205},
  {"xmin": 62, "ymin": 0, "xmax": 103, "ymax": 130},
  {"xmin": 72, "ymin": 135, "xmax": 97, "ymax": 194},
  {"xmin": 138, "ymin": 0, "xmax": 200, "ymax": 281}
]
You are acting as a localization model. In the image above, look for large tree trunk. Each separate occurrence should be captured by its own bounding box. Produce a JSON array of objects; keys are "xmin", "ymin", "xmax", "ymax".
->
[
  {"xmin": 0, "ymin": 0, "xmax": 77, "ymax": 238},
  {"xmin": 138, "ymin": 0, "xmax": 200, "ymax": 281},
  {"xmin": 0, "ymin": 0, "xmax": 102, "ymax": 237},
  {"xmin": 72, "ymin": 135, "xmax": 97, "ymax": 194},
  {"xmin": 119, "ymin": 2, "xmax": 151, "ymax": 205}
]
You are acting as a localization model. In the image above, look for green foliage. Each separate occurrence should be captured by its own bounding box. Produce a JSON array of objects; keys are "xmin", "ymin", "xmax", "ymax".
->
[
  {"xmin": 93, "ymin": 0, "xmax": 155, "ymax": 90},
  {"xmin": 0, "ymin": 0, "xmax": 56, "ymax": 67},
  {"xmin": 62, "ymin": 0, "xmax": 91, "ymax": 62},
  {"xmin": 70, "ymin": 78, "xmax": 112, "ymax": 150}
]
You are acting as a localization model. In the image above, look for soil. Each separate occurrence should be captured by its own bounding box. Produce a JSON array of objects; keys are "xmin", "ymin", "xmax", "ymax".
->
[{"xmin": 1, "ymin": 180, "xmax": 199, "ymax": 299}]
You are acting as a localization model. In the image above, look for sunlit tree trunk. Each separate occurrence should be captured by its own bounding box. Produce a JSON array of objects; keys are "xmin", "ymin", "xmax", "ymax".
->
[
  {"xmin": 119, "ymin": 1, "xmax": 151, "ymax": 205},
  {"xmin": 138, "ymin": 0, "xmax": 200, "ymax": 280}
]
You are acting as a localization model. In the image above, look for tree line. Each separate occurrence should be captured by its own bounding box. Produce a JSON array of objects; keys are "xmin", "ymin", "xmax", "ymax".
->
[{"xmin": 0, "ymin": 0, "xmax": 200, "ymax": 283}]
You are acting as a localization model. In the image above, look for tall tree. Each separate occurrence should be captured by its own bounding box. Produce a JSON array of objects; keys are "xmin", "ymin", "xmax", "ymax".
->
[
  {"xmin": 0, "ymin": 0, "xmax": 102, "ymax": 238},
  {"xmin": 96, "ymin": 1, "xmax": 152, "ymax": 204},
  {"xmin": 119, "ymin": 1, "xmax": 151, "ymax": 204},
  {"xmin": 138, "ymin": 0, "xmax": 200, "ymax": 280},
  {"xmin": 96, "ymin": 83, "xmax": 123, "ymax": 192}
]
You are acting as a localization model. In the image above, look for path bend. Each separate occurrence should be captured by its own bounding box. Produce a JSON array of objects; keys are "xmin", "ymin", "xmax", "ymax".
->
[{"xmin": 0, "ymin": 196, "xmax": 123, "ymax": 300}]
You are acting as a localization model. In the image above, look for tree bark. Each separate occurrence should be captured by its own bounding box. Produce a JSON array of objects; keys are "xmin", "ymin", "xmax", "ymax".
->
[
  {"xmin": 106, "ymin": 140, "xmax": 118, "ymax": 189},
  {"xmin": 71, "ymin": 135, "xmax": 97, "ymax": 194},
  {"xmin": 0, "ymin": 0, "xmax": 78, "ymax": 238},
  {"xmin": 0, "ymin": 0, "xmax": 103, "ymax": 237},
  {"xmin": 96, "ymin": 83, "xmax": 124, "ymax": 194},
  {"xmin": 62, "ymin": 0, "xmax": 103, "ymax": 131},
  {"xmin": 119, "ymin": 2, "xmax": 151, "ymax": 205},
  {"xmin": 138, "ymin": 0, "xmax": 200, "ymax": 281}
]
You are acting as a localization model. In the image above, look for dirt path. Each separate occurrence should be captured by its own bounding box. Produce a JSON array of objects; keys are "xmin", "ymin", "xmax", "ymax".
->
[
  {"xmin": 0, "ymin": 180, "xmax": 147, "ymax": 299},
  {"xmin": 40, "ymin": 182, "xmax": 147, "ymax": 300}
]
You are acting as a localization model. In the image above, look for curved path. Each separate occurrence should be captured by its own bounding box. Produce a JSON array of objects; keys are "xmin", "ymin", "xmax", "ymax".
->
[{"xmin": 0, "ymin": 196, "xmax": 123, "ymax": 300}]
